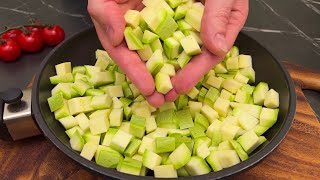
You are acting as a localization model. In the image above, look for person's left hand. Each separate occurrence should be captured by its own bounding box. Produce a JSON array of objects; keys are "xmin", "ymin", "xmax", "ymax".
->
[{"xmin": 165, "ymin": 0, "xmax": 249, "ymax": 101}]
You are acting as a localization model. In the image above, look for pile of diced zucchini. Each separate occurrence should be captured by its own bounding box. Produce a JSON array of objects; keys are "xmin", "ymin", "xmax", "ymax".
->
[
  {"xmin": 124, "ymin": 0, "xmax": 204, "ymax": 94},
  {"xmin": 47, "ymin": 46, "xmax": 280, "ymax": 178}
]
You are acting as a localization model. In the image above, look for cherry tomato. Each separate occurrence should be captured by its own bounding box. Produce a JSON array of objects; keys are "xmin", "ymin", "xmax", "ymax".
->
[
  {"xmin": 0, "ymin": 39, "xmax": 22, "ymax": 62},
  {"xmin": 26, "ymin": 26, "xmax": 42, "ymax": 33},
  {"xmin": 1, "ymin": 29, "xmax": 22, "ymax": 41},
  {"xmin": 41, "ymin": 25, "xmax": 65, "ymax": 46},
  {"xmin": 17, "ymin": 31, "xmax": 43, "ymax": 53}
]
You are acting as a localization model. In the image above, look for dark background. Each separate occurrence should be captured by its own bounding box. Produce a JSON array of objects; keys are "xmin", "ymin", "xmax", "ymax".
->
[{"xmin": 0, "ymin": 0, "xmax": 319, "ymax": 119}]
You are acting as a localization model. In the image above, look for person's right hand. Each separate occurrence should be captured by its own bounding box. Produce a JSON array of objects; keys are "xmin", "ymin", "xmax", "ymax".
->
[{"xmin": 88, "ymin": 0, "xmax": 165, "ymax": 107}]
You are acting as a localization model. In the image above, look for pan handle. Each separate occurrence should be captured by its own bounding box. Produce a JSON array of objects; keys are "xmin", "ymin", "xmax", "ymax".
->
[
  {"xmin": 0, "ymin": 88, "xmax": 23, "ymax": 141},
  {"xmin": 284, "ymin": 61, "xmax": 320, "ymax": 92}
]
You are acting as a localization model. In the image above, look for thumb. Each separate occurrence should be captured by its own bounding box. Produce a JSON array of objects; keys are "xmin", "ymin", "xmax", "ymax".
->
[
  {"xmin": 201, "ymin": 0, "xmax": 235, "ymax": 57},
  {"xmin": 88, "ymin": 0, "xmax": 125, "ymax": 46}
]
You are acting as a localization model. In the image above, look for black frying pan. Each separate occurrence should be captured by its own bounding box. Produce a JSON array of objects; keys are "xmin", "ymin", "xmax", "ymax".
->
[{"xmin": 30, "ymin": 26, "xmax": 296, "ymax": 179}]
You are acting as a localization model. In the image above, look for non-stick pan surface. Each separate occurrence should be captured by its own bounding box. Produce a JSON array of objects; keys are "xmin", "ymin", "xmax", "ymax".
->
[{"xmin": 32, "ymin": 27, "xmax": 296, "ymax": 179}]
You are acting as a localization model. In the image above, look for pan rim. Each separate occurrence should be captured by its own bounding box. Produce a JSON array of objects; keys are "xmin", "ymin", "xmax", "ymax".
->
[{"xmin": 32, "ymin": 26, "xmax": 296, "ymax": 179}]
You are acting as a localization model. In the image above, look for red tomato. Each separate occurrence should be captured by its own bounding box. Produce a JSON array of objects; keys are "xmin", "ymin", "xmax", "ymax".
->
[
  {"xmin": 1, "ymin": 29, "xmax": 22, "ymax": 41},
  {"xmin": 41, "ymin": 25, "xmax": 65, "ymax": 46},
  {"xmin": 17, "ymin": 31, "xmax": 43, "ymax": 53},
  {"xmin": 0, "ymin": 39, "xmax": 22, "ymax": 62},
  {"xmin": 26, "ymin": 26, "xmax": 42, "ymax": 33}
]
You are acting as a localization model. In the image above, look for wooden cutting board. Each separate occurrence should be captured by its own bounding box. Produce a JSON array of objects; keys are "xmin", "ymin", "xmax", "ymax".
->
[{"xmin": 0, "ymin": 62, "xmax": 319, "ymax": 180}]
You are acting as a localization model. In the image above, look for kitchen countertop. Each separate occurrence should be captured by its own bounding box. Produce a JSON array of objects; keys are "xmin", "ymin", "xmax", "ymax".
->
[{"xmin": 0, "ymin": 0, "xmax": 319, "ymax": 177}]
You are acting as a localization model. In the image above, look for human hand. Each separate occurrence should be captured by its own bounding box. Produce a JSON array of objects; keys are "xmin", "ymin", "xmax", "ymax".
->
[
  {"xmin": 165, "ymin": 0, "xmax": 249, "ymax": 101},
  {"xmin": 88, "ymin": 0, "xmax": 165, "ymax": 107}
]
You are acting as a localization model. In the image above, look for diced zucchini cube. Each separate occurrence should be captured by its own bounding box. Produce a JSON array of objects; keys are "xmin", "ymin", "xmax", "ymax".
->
[
  {"xmin": 204, "ymin": 87, "xmax": 220, "ymax": 107},
  {"xmin": 226, "ymin": 56, "xmax": 239, "ymax": 70},
  {"xmin": 124, "ymin": 27, "xmax": 144, "ymax": 50},
  {"xmin": 234, "ymin": 90, "xmax": 251, "ymax": 104},
  {"xmin": 164, "ymin": 37, "xmax": 180, "ymax": 59},
  {"xmin": 187, "ymin": 87, "xmax": 199, "ymax": 100},
  {"xmin": 184, "ymin": 30, "xmax": 203, "ymax": 46},
  {"xmin": 75, "ymin": 113, "xmax": 90, "ymax": 131},
  {"xmin": 65, "ymin": 126, "xmax": 84, "ymax": 138},
  {"xmin": 185, "ymin": 156, "xmax": 211, "ymax": 176},
  {"xmin": 90, "ymin": 94, "xmax": 112, "ymax": 110},
  {"xmin": 188, "ymin": 101, "xmax": 202, "ymax": 118},
  {"xmin": 150, "ymin": 38, "xmax": 164, "ymax": 52},
  {"xmin": 176, "ymin": 110, "xmax": 194, "ymax": 129},
  {"xmin": 143, "ymin": 149, "xmax": 162, "ymax": 170},
  {"xmin": 50, "ymin": 73, "xmax": 74, "ymax": 86},
  {"xmin": 180, "ymin": 35, "xmax": 201, "ymax": 56},
  {"xmin": 137, "ymin": 45, "xmax": 154, "ymax": 62},
  {"xmin": 54, "ymin": 99, "xmax": 71, "ymax": 120},
  {"xmin": 72, "ymin": 66, "xmax": 86, "ymax": 75},
  {"xmin": 222, "ymin": 79, "xmax": 243, "ymax": 94},
  {"xmin": 89, "ymin": 114, "xmax": 109, "ymax": 135},
  {"xmin": 253, "ymin": 82, "xmax": 269, "ymax": 105},
  {"xmin": 146, "ymin": 116, "xmax": 157, "ymax": 134},
  {"xmin": 130, "ymin": 115, "xmax": 146, "ymax": 139},
  {"xmin": 101, "ymin": 128, "xmax": 118, "ymax": 146},
  {"xmin": 206, "ymin": 151, "xmax": 223, "ymax": 172},
  {"xmin": 238, "ymin": 54, "xmax": 252, "ymax": 68},
  {"xmin": 67, "ymin": 96, "xmax": 94, "ymax": 115},
  {"xmin": 155, "ymin": 72, "xmax": 173, "ymax": 94},
  {"xmin": 177, "ymin": 51, "xmax": 192, "ymax": 68},
  {"xmin": 172, "ymin": 31, "xmax": 186, "ymax": 42},
  {"xmin": 70, "ymin": 130, "xmax": 85, "ymax": 152},
  {"xmin": 174, "ymin": 4, "xmax": 189, "ymax": 20},
  {"xmin": 146, "ymin": 50, "xmax": 164, "ymax": 76},
  {"xmin": 109, "ymin": 108, "xmax": 124, "ymax": 127},
  {"xmin": 143, "ymin": 0, "xmax": 175, "ymax": 17},
  {"xmin": 96, "ymin": 146, "xmax": 123, "ymax": 168},
  {"xmin": 169, "ymin": 143, "xmax": 191, "ymax": 169},
  {"xmin": 156, "ymin": 109, "xmax": 178, "ymax": 129},
  {"xmin": 237, "ymin": 130, "xmax": 260, "ymax": 154},
  {"xmin": 185, "ymin": 8, "xmax": 203, "ymax": 32},
  {"xmin": 215, "ymin": 150, "xmax": 241, "ymax": 168},
  {"xmin": 124, "ymin": 138, "xmax": 142, "ymax": 157},
  {"xmin": 110, "ymin": 129, "xmax": 133, "ymax": 153},
  {"xmin": 83, "ymin": 131, "xmax": 100, "ymax": 145},
  {"xmin": 155, "ymin": 137, "xmax": 175, "ymax": 154},
  {"xmin": 264, "ymin": 89, "xmax": 280, "ymax": 108},
  {"xmin": 142, "ymin": 30, "xmax": 159, "ymax": 44},
  {"xmin": 58, "ymin": 115, "xmax": 78, "ymax": 130},
  {"xmin": 55, "ymin": 62, "xmax": 71, "ymax": 75},
  {"xmin": 190, "ymin": 125, "xmax": 206, "ymax": 139},
  {"xmin": 230, "ymin": 140, "xmax": 248, "ymax": 161},
  {"xmin": 154, "ymin": 165, "xmax": 178, "ymax": 178},
  {"xmin": 213, "ymin": 97, "xmax": 231, "ymax": 117},
  {"xmin": 260, "ymin": 108, "xmax": 279, "ymax": 127},
  {"xmin": 124, "ymin": 10, "xmax": 141, "ymax": 28},
  {"xmin": 240, "ymin": 67, "xmax": 255, "ymax": 83},
  {"xmin": 104, "ymin": 85, "xmax": 124, "ymax": 98},
  {"xmin": 201, "ymin": 104, "xmax": 219, "ymax": 123},
  {"xmin": 241, "ymin": 84, "xmax": 255, "ymax": 95},
  {"xmin": 138, "ymin": 136, "xmax": 155, "ymax": 155},
  {"xmin": 80, "ymin": 142, "xmax": 98, "ymax": 161},
  {"xmin": 47, "ymin": 92, "xmax": 64, "ymax": 112}
]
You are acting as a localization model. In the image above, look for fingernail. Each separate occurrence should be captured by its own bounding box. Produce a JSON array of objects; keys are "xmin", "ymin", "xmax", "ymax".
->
[
  {"xmin": 106, "ymin": 26, "xmax": 115, "ymax": 46},
  {"xmin": 214, "ymin": 33, "xmax": 228, "ymax": 53}
]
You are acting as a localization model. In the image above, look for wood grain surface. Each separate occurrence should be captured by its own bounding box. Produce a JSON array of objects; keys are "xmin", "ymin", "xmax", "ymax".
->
[{"xmin": 0, "ymin": 63, "xmax": 319, "ymax": 180}]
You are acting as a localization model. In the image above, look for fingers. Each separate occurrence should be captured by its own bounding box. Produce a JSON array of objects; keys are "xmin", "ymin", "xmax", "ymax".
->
[
  {"xmin": 225, "ymin": 0, "xmax": 249, "ymax": 47},
  {"xmin": 92, "ymin": 19, "xmax": 155, "ymax": 97},
  {"xmin": 146, "ymin": 91, "xmax": 165, "ymax": 108},
  {"xmin": 200, "ymin": 0, "xmax": 235, "ymax": 57},
  {"xmin": 88, "ymin": 0, "xmax": 125, "ymax": 46},
  {"xmin": 165, "ymin": 88, "xmax": 180, "ymax": 102},
  {"xmin": 171, "ymin": 49, "xmax": 221, "ymax": 95}
]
